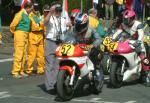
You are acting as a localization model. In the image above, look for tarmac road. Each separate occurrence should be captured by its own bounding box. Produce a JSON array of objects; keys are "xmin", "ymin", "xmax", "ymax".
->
[{"xmin": 0, "ymin": 46, "xmax": 150, "ymax": 103}]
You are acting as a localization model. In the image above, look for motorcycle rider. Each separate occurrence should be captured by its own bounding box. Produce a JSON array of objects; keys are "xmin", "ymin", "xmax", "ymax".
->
[
  {"xmin": 63, "ymin": 13, "xmax": 103, "ymax": 66},
  {"xmin": 112, "ymin": 10, "xmax": 150, "ymax": 87}
]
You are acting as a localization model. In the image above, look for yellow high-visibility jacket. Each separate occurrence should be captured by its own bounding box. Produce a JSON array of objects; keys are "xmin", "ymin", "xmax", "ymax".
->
[
  {"xmin": 29, "ymin": 12, "xmax": 44, "ymax": 32},
  {"xmin": 10, "ymin": 9, "xmax": 30, "ymax": 34},
  {"xmin": 89, "ymin": 15, "xmax": 99, "ymax": 29}
]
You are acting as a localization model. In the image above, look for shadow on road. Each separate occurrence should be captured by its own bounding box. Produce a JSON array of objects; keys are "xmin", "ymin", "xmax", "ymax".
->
[
  {"xmin": 38, "ymin": 83, "xmax": 101, "ymax": 102},
  {"xmin": 105, "ymin": 78, "xmax": 140, "ymax": 89}
]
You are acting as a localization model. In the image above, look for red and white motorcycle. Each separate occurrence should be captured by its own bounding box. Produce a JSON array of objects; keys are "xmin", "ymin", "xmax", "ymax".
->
[{"xmin": 55, "ymin": 43, "xmax": 104, "ymax": 100}]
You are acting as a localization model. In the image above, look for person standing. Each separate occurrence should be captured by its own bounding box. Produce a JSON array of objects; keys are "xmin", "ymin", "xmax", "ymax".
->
[
  {"xmin": 10, "ymin": 2, "xmax": 33, "ymax": 78},
  {"xmin": 93, "ymin": 0, "xmax": 99, "ymax": 10},
  {"xmin": 0, "ymin": 1, "xmax": 2, "ymax": 45},
  {"xmin": 26, "ymin": 3, "xmax": 45, "ymax": 75},
  {"xmin": 44, "ymin": 2, "xmax": 70, "ymax": 91},
  {"xmin": 105, "ymin": 0, "xmax": 114, "ymax": 20},
  {"xmin": 88, "ymin": 8, "xmax": 99, "ymax": 29},
  {"xmin": 116, "ymin": 0, "xmax": 125, "ymax": 18},
  {"xmin": 97, "ymin": 0, "xmax": 105, "ymax": 19}
]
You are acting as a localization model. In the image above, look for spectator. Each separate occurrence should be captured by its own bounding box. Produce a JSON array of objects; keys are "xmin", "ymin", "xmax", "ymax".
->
[
  {"xmin": 26, "ymin": 2, "xmax": 45, "ymax": 75},
  {"xmin": 125, "ymin": 0, "xmax": 133, "ymax": 10},
  {"xmin": 0, "ymin": 14, "xmax": 2, "ymax": 45},
  {"xmin": 88, "ymin": 8, "xmax": 106, "ymax": 38},
  {"xmin": 93, "ymin": 0, "xmax": 99, "ymax": 10},
  {"xmin": 0, "ymin": 34, "xmax": 2, "ymax": 45},
  {"xmin": 0, "ymin": 2, "xmax": 2, "ymax": 45},
  {"xmin": 10, "ymin": 2, "xmax": 33, "ymax": 78},
  {"xmin": 116, "ymin": 0, "xmax": 125, "ymax": 18},
  {"xmin": 97, "ymin": 0, "xmax": 105, "ymax": 19},
  {"xmin": 105, "ymin": 0, "xmax": 114, "ymax": 20},
  {"xmin": 44, "ymin": 2, "xmax": 70, "ymax": 91},
  {"xmin": 133, "ymin": 0, "xmax": 144, "ymax": 20},
  {"xmin": 145, "ymin": 1, "xmax": 150, "ymax": 17},
  {"xmin": 88, "ymin": 8, "xmax": 99, "ymax": 29}
]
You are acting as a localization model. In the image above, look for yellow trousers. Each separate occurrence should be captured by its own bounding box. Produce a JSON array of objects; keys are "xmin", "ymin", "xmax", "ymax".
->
[
  {"xmin": 26, "ymin": 32, "xmax": 44, "ymax": 74},
  {"xmin": 12, "ymin": 31, "xmax": 28, "ymax": 75},
  {"xmin": 0, "ymin": 33, "xmax": 2, "ymax": 40}
]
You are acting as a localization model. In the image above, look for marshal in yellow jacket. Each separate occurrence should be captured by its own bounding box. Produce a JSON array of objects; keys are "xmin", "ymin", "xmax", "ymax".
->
[{"xmin": 26, "ymin": 11, "xmax": 45, "ymax": 74}]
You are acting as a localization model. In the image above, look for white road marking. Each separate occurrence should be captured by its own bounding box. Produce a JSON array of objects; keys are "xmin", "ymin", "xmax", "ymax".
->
[
  {"xmin": 0, "ymin": 58, "xmax": 13, "ymax": 63},
  {"xmin": 0, "ymin": 94, "xmax": 11, "ymax": 99},
  {"xmin": 0, "ymin": 91, "xmax": 11, "ymax": 99},
  {"xmin": 72, "ymin": 99, "xmax": 120, "ymax": 103},
  {"xmin": 0, "ymin": 91, "xmax": 8, "ymax": 95},
  {"xmin": 13, "ymin": 95, "xmax": 49, "ymax": 100},
  {"xmin": 0, "ymin": 92, "xmax": 136, "ymax": 103},
  {"xmin": 124, "ymin": 101, "xmax": 136, "ymax": 103}
]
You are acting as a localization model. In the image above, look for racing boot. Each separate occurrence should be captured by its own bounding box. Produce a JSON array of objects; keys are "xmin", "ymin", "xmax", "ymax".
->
[
  {"xmin": 139, "ymin": 54, "xmax": 150, "ymax": 87},
  {"xmin": 144, "ymin": 70, "xmax": 150, "ymax": 87},
  {"xmin": 139, "ymin": 54, "xmax": 149, "ymax": 71}
]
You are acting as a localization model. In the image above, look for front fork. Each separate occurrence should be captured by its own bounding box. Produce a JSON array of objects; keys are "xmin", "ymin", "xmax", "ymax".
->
[
  {"xmin": 69, "ymin": 66, "xmax": 82, "ymax": 90},
  {"xmin": 69, "ymin": 66, "xmax": 75, "ymax": 85},
  {"xmin": 121, "ymin": 60, "xmax": 126, "ymax": 75}
]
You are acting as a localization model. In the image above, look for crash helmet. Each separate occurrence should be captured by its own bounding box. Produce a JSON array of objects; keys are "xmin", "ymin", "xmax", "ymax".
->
[
  {"xmin": 122, "ymin": 10, "xmax": 136, "ymax": 26},
  {"xmin": 71, "ymin": 9, "xmax": 80, "ymax": 19},
  {"xmin": 74, "ymin": 13, "xmax": 89, "ymax": 34},
  {"xmin": 70, "ymin": 9, "xmax": 80, "ymax": 25}
]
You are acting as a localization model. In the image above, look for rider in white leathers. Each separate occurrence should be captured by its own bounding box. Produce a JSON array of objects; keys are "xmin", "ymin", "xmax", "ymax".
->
[{"xmin": 112, "ymin": 10, "xmax": 150, "ymax": 87}]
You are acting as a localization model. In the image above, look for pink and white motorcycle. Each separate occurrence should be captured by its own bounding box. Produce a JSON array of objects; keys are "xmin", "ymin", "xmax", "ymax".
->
[{"xmin": 103, "ymin": 37, "xmax": 144, "ymax": 88}]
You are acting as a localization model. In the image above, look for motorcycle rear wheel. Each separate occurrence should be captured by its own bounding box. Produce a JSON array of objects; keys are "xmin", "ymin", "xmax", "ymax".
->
[
  {"xmin": 110, "ymin": 61, "xmax": 123, "ymax": 88},
  {"xmin": 57, "ymin": 70, "xmax": 74, "ymax": 101}
]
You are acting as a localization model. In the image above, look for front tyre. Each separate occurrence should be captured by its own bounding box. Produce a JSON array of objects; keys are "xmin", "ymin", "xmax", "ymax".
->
[
  {"xmin": 102, "ymin": 54, "xmax": 111, "ymax": 74},
  {"xmin": 110, "ymin": 61, "xmax": 123, "ymax": 88},
  {"xmin": 57, "ymin": 70, "xmax": 74, "ymax": 101},
  {"xmin": 93, "ymin": 69, "xmax": 104, "ymax": 94}
]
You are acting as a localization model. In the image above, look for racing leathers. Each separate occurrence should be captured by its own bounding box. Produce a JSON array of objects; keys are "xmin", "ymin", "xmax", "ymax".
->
[
  {"xmin": 63, "ymin": 26, "xmax": 102, "ymax": 66},
  {"xmin": 64, "ymin": 26, "xmax": 102, "ymax": 47}
]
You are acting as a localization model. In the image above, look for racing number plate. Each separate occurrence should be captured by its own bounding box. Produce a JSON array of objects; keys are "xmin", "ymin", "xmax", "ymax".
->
[
  {"xmin": 107, "ymin": 42, "xmax": 118, "ymax": 52},
  {"xmin": 103, "ymin": 36, "xmax": 112, "ymax": 46},
  {"xmin": 58, "ymin": 44, "xmax": 75, "ymax": 56},
  {"xmin": 103, "ymin": 36, "xmax": 118, "ymax": 52}
]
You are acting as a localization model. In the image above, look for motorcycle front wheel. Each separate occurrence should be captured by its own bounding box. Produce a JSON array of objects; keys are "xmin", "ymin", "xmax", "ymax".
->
[
  {"xmin": 102, "ymin": 54, "xmax": 111, "ymax": 75},
  {"xmin": 110, "ymin": 61, "xmax": 123, "ymax": 88},
  {"xmin": 57, "ymin": 70, "xmax": 74, "ymax": 101},
  {"xmin": 92, "ymin": 69, "xmax": 104, "ymax": 94}
]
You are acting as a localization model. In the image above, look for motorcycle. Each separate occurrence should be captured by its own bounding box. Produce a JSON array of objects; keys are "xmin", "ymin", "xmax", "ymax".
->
[
  {"xmin": 55, "ymin": 43, "xmax": 104, "ymax": 100},
  {"xmin": 103, "ymin": 36, "xmax": 145, "ymax": 88}
]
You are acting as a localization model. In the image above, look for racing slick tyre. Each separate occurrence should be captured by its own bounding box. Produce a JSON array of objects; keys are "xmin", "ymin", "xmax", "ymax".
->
[
  {"xmin": 110, "ymin": 61, "xmax": 123, "ymax": 88},
  {"xmin": 102, "ymin": 54, "xmax": 111, "ymax": 75},
  {"xmin": 57, "ymin": 70, "xmax": 74, "ymax": 101},
  {"xmin": 92, "ymin": 69, "xmax": 104, "ymax": 94}
]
